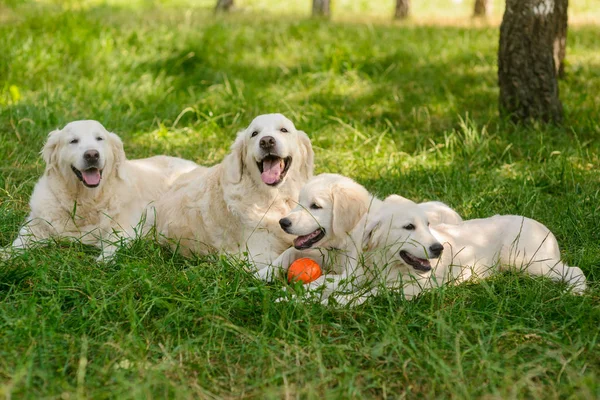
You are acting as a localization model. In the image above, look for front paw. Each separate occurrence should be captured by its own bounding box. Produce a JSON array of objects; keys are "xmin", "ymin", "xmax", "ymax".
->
[{"xmin": 255, "ymin": 265, "xmax": 284, "ymax": 282}]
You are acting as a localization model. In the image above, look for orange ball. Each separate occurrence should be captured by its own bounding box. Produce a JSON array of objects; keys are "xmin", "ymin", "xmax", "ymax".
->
[{"xmin": 287, "ymin": 258, "xmax": 322, "ymax": 284}]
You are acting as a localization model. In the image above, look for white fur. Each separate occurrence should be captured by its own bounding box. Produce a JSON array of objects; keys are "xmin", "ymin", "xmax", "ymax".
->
[
  {"xmin": 353, "ymin": 195, "xmax": 588, "ymax": 304},
  {"xmin": 267, "ymin": 174, "xmax": 586, "ymax": 305},
  {"xmin": 6, "ymin": 120, "xmax": 198, "ymax": 261},
  {"xmin": 258, "ymin": 174, "xmax": 461, "ymax": 285},
  {"xmin": 155, "ymin": 114, "xmax": 314, "ymax": 269}
]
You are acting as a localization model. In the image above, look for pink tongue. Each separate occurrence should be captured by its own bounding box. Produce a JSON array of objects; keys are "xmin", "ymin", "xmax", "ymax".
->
[
  {"xmin": 293, "ymin": 230, "xmax": 319, "ymax": 248},
  {"xmin": 293, "ymin": 236, "xmax": 307, "ymax": 248},
  {"xmin": 261, "ymin": 158, "xmax": 283, "ymax": 184},
  {"xmin": 82, "ymin": 169, "xmax": 101, "ymax": 186}
]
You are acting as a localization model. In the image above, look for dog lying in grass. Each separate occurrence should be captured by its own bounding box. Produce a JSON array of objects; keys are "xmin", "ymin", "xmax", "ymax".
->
[
  {"xmin": 256, "ymin": 173, "xmax": 461, "ymax": 284},
  {"xmin": 155, "ymin": 114, "xmax": 314, "ymax": 270},
  {"xmin": 267, "ymin": 174, "xmax": 587, "ymax": 305},
  {"xmin": 351, "ymin": 195, "xmax": 588, "ymax": 303},
  {"xmin": 4, "ymin": 120, "xmax": 198, "ymax": 261}
]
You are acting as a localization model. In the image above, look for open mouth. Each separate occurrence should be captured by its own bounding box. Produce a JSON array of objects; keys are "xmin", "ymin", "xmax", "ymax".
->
[
  {"xmin": 400, "ymin": 250, "xmax": 432, "ymax": 272},
  {"xmin": 257, "ymin": 155, "xmax": 292, "ymax": 186},
  {"xmin": 293, "ymin": 228, "xmax": 325, "ymax": 250},
  {"xmin": 71, "ymin": 165, "xmax": 103, "ymax": 188}
]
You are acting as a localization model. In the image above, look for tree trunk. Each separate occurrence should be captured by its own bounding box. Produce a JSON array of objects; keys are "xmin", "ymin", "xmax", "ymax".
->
[
  {"xmin": 473, "ymin": 0, "xmax": 490, "ymax": 17},
  {"xmin": 498, "ymin": 0, "xmax": 565, "ymax": 123},
  {"xmin": 394, "ymin": 0, "xmax": 410, "ymax": 19},
  {"xmin": 312, "ymin": 0, "xmax": 331, "ymax": 17},
  {"xmin": 215, "ymin": 0, "xmax": 233, "ymax": 12},
  {"xmin": 554, "ymin": 0, "xmax": 568, "ymax": 77}
]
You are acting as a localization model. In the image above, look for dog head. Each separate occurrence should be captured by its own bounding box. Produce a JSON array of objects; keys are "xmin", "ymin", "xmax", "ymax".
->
[
  {"xmin": 42, "ymin": 120, "xmax": 126, "ymax": 189},
  {"xmin": 279, "ymin": 173, "xmax": 373, "ymax": 249},
  {"xmin": 362, "ymin": 195, "xmax": 444, "ymax": 274},
  {"xmin": 224, "ymin": 113, "xmax": 314, "ymax": 187}
]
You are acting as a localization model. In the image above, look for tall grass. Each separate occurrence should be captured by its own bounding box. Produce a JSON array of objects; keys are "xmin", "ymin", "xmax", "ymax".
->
[{"xmin": 0, "ymin": 1, "xmax": 599, "ymax": 397}]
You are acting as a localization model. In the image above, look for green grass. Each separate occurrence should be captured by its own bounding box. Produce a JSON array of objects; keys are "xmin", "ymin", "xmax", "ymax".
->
[{"xmin": 1, "ymin": 0, "xmax": 599, "ymax": 398}]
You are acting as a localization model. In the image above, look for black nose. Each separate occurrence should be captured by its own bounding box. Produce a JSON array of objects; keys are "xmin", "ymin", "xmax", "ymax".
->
[
  {"xmin": 259, "ymin": 136, "xmax": 276, "ymax": 150},
  {"xmin": 279, "ymin": 218, "xmax": 292, "ymax": 230},
  {"xmin": 84, "ymin": 150, "xmax": 99, "ymax": 162},
  {"xmin": 429, "ymin": 243, "xmax": 444, "ymax": 258}
]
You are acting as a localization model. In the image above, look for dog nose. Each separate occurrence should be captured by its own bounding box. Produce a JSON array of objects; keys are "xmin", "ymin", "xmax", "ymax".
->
[
  {"xmin": 429, "ymin": 243, "xmax": 444, "ymax": 258},
  {"xmin": 279, "ymin": 218, "xmax": 292, "ymax": 230},
  {"xmin": 84, "ymin": 150, "xmax": 100, "ymax": 162},
  {"xmin": 260, "ymin": 136, "xmax": 276, "ymax": 150}
]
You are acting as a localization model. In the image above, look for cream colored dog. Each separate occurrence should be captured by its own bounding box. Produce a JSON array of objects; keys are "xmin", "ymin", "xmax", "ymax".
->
[
  {"xmin": 257, "ymin": 173, "xmax": 461, "ymax": 284},
  {"xmin": 267, "ymin": 174, "xmax": 586, "ymax": 305},
  {"xmin": 155, "ymin": 114, "xmax": 314, "ymax": 269},
  {"xmin": 6, "ymin": 120, "xmax": 198, "ymax": 261},
  {"xmin": 341, "ymin": 195, "xmax": 588, "ymax": 304}
]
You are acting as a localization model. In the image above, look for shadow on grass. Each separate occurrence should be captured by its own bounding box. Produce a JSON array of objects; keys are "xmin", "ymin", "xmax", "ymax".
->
[
  {"xmin": 3, "ymin": 5, "xmax": 599, "ymax": 158},
  {"xmin": 0, "ymin": 261, "xmax": 34, "ymax": 292},
  {"xmin": 132, "ymin": 19, "xmax": 498, "ymax": 130}
]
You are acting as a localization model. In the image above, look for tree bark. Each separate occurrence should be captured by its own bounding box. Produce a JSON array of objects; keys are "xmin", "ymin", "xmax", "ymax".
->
[
  {"xmin": 554, "ymin": 0, "xmax": 568, "ymax": 77},
  {"xmin": 473, "ymin": 0, "xmax": 490, "ymax": 17},
  {"xmin": 394, "ymin": 0, "xmax": 410, "ymax": 19},
  {"xmin": 215, "ymin": 0, "xmax": 233, "ymax": 12},
  {"xmin": 312, "ymin": 0, "xmax": 331, "ymax": 17},
  {"xmin": 498, "ymin": 0, "xmax": 564, "ymax": 123}
]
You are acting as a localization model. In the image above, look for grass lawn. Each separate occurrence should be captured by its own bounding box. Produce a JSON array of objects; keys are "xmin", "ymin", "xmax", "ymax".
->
[{"xmin": 1, "ymin": 0, "xmax": 599, "ymax": 397}]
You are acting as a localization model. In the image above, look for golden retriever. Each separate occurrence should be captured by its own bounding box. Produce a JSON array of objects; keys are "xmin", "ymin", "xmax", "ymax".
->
[
  {"xmin": 354, "ymin": 195, "xmax": 587, "ymax": 303},
  {"xmin": 272, "ymin": 176, "xmax": 586, "ymax": 304},
  {"xmin": 155, "ymin": 113, "xmax": 314, "ymax": 270},
  {"xmin": 268, "ymin": 174, "xmax": 587, "ymax": 305},
  {"xmin": 6, "ymin": 120, "xmax": 198, "ymax": 261},
  {"xmin": 257, "ymin": 173, "xmax": 461, "ymax": 283}
]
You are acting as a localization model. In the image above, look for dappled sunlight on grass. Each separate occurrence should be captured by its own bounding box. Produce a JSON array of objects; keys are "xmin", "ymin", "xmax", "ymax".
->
[
  {"xmin": 129, "ymin": 123, "xmax": 233, "ymax": 164},
  {"xmin": 0, "ymin": 1, "xmax": 599, "ymax": 397},
  {"xmin": 2, "ymin": 7, "xmax": 596, "ymax": 149}
]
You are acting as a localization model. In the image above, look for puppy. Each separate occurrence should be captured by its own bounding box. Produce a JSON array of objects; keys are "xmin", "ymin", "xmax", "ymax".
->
[
  {"xmin": 355, "ymin": 195, "xmax": 588, "ymax": 302},
  {"xmin": 258, "ymin": 173, "xmax": 461, "ymax": 286},
  {"xmin": 155, "ymin": 114, "xmax": 314, "ymax": 270},
  {"xmin": 5, "ymin": 120, "xmax": 198, "ymax": 261}
]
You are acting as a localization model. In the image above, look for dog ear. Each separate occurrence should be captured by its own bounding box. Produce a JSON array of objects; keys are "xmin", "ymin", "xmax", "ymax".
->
[
  {"xmin": 41, "ymin": 129, "xmax": 61, "ymax": 169},
  {"xmin": 108, "ymin": 131, "xmax": 128, "ymax": 181},
  {"xmin": 331, "ymin": 181, "xmax": 371, "ymax": 238},
  {"xmin": 224, "ymin": 131, "xmax": 246, "ymax": 184},
  {"xmin": 296, "ymin": 130, "xmax": 314, "ymax": 181},
  {"xmin": 362, "ymin": 217, "xmax": 381, "ymax": 251}
]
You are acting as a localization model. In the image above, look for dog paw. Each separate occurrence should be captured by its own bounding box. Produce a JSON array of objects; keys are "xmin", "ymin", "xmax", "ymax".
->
[
  {"xmin": 570, "ymin": 279, "xmax": 587, "ymax": 295},
  {"xmin": 254, "ymin": 265, "xmax": 281, "ymax": 282},
  {"xmin": 565, "ymin": 268, "xmax": 587, "ymax": 295}
]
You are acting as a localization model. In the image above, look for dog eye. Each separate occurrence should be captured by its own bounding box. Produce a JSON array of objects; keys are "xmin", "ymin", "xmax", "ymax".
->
[
  {"xmin": 310, "ymin": 203, "xmax": 322, "ymax": 210},
  {"xmin": 403, "ymin": 224, "xmax": 415, "ymax": 230},
  {"xmin": 251, "ymin": 131, "xmax": 258, "ymax": 137},
  {"xmin": 70, "ymin": 139, "xmax": 79, "ymax": 144},
  {"xmin": 280, "ymin": 128, "xmax": 288, "ymax": 133},
  {"xmin": 96, "ymin": 137, "xmax": 104, "ymax": 141}
]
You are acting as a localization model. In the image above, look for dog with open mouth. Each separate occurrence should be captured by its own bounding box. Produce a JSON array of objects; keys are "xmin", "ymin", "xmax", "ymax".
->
[
  {"xmin": 155, "ymin": 114, "xmax": 314, "ymax": 269},
  {"xmin": 353, "ymin": 195, "xmax": 588, "ymax": 304},
  {"xmin": 269, "ymin": 180, "xmax": 587, "ymax": 305},
  {"xmin": 256, "ymin": 173, "xmax": 462, "ymax": 288},
  {"xmin": 5, "ymin": 120, "xmax": 198, "ymax": 261}
]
